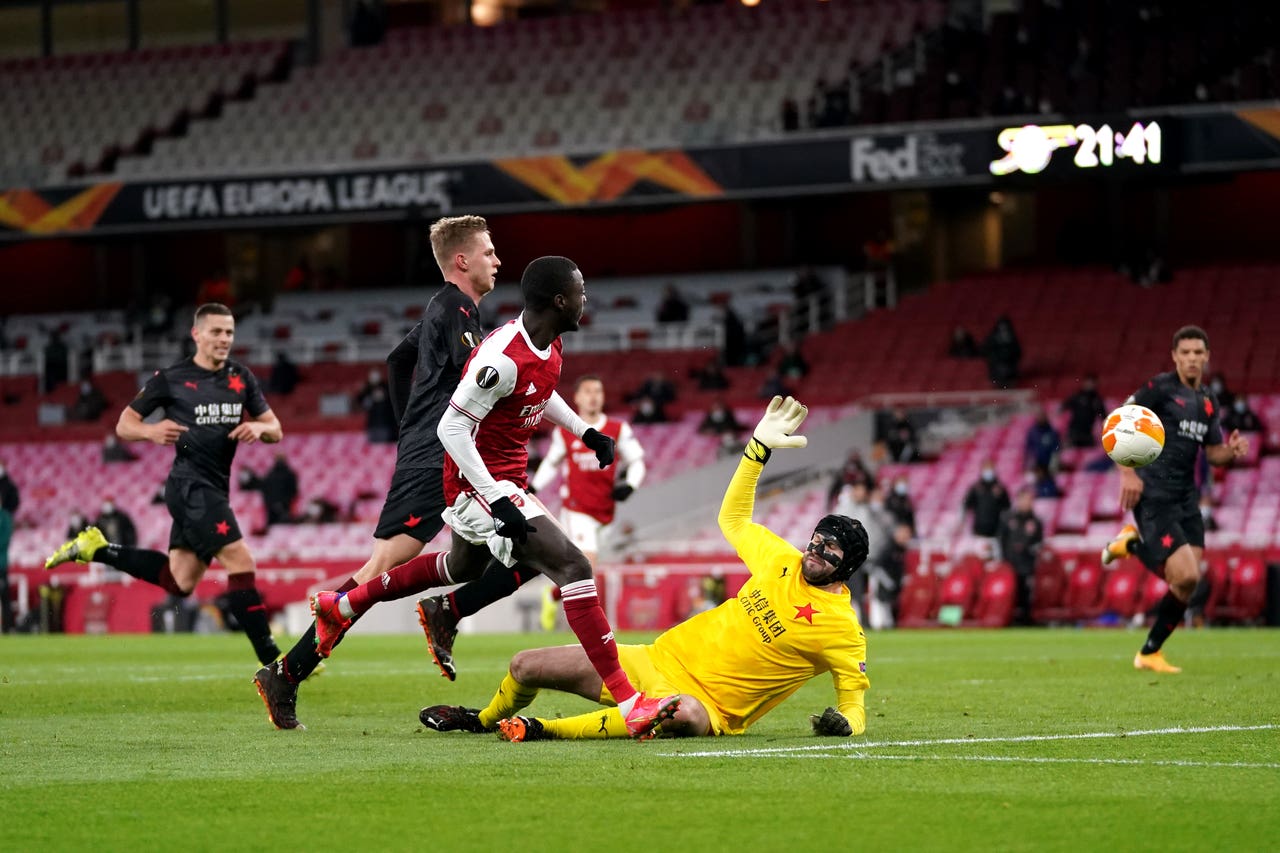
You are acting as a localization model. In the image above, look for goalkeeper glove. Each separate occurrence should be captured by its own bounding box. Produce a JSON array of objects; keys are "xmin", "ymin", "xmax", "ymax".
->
[
  {"xmin": 745, "ymin": 395, "xmax": 808, "ymax": 463},
  {"xmin": 490, "ymin": 497, "xmax": 537, "ymax": 545},
  {"xmin": 581, "ymin": 428, "xmax": 616, "ymax": 468},
  {"xmin": 611, "ymin": 483, "xmax": 634, "ymax": 502},
  {"xmin": 809, "ymin": 706, "xmax": 852, "ymax": 737}
]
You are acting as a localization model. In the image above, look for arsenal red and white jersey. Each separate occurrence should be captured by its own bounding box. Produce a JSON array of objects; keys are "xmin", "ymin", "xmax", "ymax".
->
[
  {"xmin": 443, "ymin": 317, "xmax": 563, "ymax": 504},
  {"xmin": 554, "ymin": 417, "xmax": 644, "ymax": 525}
]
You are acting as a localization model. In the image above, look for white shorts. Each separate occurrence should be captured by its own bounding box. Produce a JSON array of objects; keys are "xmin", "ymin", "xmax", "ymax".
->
[
  {"xmin": 561, "ymin": 508, "xmax": 609, "ymax": 555},
  {"xmin": 442, "ymin": 482, "xmax": 546, "ymax": 568}
]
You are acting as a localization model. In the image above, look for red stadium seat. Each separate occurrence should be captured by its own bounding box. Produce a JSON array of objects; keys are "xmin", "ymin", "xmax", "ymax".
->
[
  {"xmin": 1060, "ymin": 560, "xmax": 1104, "ymax": 622},
  {"xmin": 1096, "ymin": 562, "xmax": 1146, "ymax": 620},
  {"xmin": 897, "ymin": 566, "xmax": 939, "ymax": 629},
  {"xmin": 1031, "ymin": 551, "xmax": 1069, "ymax": 624},
  {"xmin": 937, "ymin": 568, "xmax": 978, "ymax": 618},
  {"xmin": 1208, "ymin": 558, "xmax": 1268, "ymax": 624},
  {"xmin": 1137, "ymin": 571, "xmax": 1169, "ymax": 619},
  {"xmin": 964, "ymin": 563, "xmax": 1017, "ymax": 628}
]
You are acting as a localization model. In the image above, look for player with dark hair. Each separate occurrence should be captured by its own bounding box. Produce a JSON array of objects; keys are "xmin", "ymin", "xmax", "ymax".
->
[
  {"xmin": 1101, "ymin": 325, "xmax": 1249, "ymax": 673},
  {"xmin": 420, "ymin": 397, "xmax": 872, "ymax": 742},
  {"xmin": 46, "ymin": 303, "xmax": 284, "ymax": 666},
  {"xmin": 250, "ymin": 214, "xmax": 504, "ymax": 729},
  {"xmin": 311, "ymin": 256, "xmax": 679, "ymax": 738}
]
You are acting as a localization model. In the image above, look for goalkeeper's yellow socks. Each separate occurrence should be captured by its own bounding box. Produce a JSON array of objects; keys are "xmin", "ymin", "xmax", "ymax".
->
[
  {"xmin": 477, "ymin": 672, "xmax": 539, "ymax": 730},
  {"xmin": 540, "ymin": 708, "xmax": 631, "ymax": 740}
]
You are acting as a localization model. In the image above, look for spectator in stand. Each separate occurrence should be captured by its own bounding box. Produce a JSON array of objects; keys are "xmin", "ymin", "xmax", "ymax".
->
[
  {"xmin": 833, "ymin": 480, "xmax": 889, "ymax": 622},
  {"xmin": 757, "ymin": 370, "xmax": 794, "ymax": 401},
  {"xmin": 698, "ymin": 398, "xmax": 745, "ymax": 438},
  {"xmin": 962, "ymin": 459, "xmax": 1011, "ymax": 538},
  {"xmin": 828, "ymin": 449, "xmax": 873, "ymax": 507},
  {"xmin": 66, "ymin": 510, "xmax": 88, "ymax": 540},
  {"xmin": 241, "ymin": 453, "xmax": 300, "ymax": 529},
  {"xmin": 141, "ymin": 295, "xmax": 175, "ymax": 341},
  {"xmin": 777, "ymin": 341, "xmax": 810, "ymax": 380},
  {"xmin": 94, "ymin": 497, "xmax": 137, "ymax": 549},
  {"xmin": 1030, "ymin": 464, "xmax": 1061, "ymax": 499},
  {"xmin": 268, "ymin": 351, "xmax": 300, "ymax": 396},
  {"xmin": 720, "ymin": 300, "xmax": 749, "ymax": 367},
  {"xmin": 867, "ymin": 522, "xmax": 912, "ymax": 630},
  {"xmin": 628, "ymin": 372, "xmax": 677, "ymax": 410},
  {"xmin": 1023, "ymin": 410, "xmax": 1061, "ymax": 472},
  {"xmin": 0, "ymin": 460, "xmax": 18, "ymax": 516},
  {"xmin": 884, "ymin": 475, "xmax": 916, "ymax": 532},
  {"xmin": 1061, "ymin": 374, "xmax": 1106, "ymax": 448},
  {"xmin": 997, "ymin": 487, "xmax": 1043, "ymax": 625},
  {"xmin": 882, "ymin": 407, "xmax": 920, "ymax": 463},
  {"xmin": 356, "ymin": 368, "xmax": 398, "ymax": 444},
  {"xmin": 948, "ymin": 325, "xmax": 979, "ymax": 359},
  {"xmin": 655, "ymin": 285, "xmax": 690, "ymax": 324},
  {"xmin": 983, "ymin": 315, "xmax": 1022, "ymax": 389},
  {"xmin": 631, "ymin": 395, "xmax": 669, "ymax": 425},
  {"xmin": 1207, "ymin": 374, "xmax": 1234, "ymax": 411},
  {"xmin": 101, "ymin": 434, "xmax": 138, "ymax": 464},
  {"xmin": 780, "ymin": 97, "xmax": 800, "ymax": 132},
  {"xmin": 69, "ymin": 380, "xmax": 109, "ymax": 423},
  {"xmin": 42, "ymin": 330, "xmax": 69, "ymax": 393},
  {"xmin": 1222, "ymin": 394, "xmax": 1263, "ymax": 434},
  {"xmin": 299, "ymin": 497, "xmax": 341, "ymax": 524},
  {"xmin": 692, "ymin": 357, "xmax": 730, "ymax": 391}
]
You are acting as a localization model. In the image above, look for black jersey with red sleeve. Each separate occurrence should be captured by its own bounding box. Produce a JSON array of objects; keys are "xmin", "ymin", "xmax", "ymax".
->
[
  {"xmin": 386, "ymin": 283, "xmax": 483, "ymax": 471},
  {"xmin": 1129, "ymin": 371, "xmax": 1223, "ymax": 502},
  {"xmin": 129, "ymin": 357, "xmax": 269, "ymax": 492}
]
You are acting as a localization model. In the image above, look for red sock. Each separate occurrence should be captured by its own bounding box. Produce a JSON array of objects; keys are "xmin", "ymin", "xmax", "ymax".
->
[
  {"xmin": 346, "ymin": 552, "xmax": 447, "ymax": 616},
  {"xmin": 560, "ymin": 578, "xmax": 636, "ymax": 705}
]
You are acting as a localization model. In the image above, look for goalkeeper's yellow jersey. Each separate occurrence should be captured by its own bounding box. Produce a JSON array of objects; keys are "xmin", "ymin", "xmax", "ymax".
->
[{"xmin": 650, "ymin": 456, "xmax": 869, "ymax": 735}]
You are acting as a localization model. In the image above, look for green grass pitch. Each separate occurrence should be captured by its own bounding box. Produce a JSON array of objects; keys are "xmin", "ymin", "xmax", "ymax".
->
[{"xmin": 2, "ymin": 628, "xmax": 1277, "ymax": 852}]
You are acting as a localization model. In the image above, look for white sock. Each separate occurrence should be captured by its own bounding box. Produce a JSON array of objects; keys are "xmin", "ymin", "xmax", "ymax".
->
[
  {"xmin": 438, "ymin": 552, "xmax": 453, "ymax": 585},
  {"xmin": 337, "ymin": 594, "xmax": 355, "ymax": 619},
  {"xmin": 616, "ymin": 694, "xmax": 638, "ymax": 716}
]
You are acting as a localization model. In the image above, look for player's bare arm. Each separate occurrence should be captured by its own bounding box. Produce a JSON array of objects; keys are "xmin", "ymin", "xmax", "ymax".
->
[
  {"xmin": 229, "ymin": 410, "xmax": 283, "ymax": 444},
  {"xmin": 116, "ymin": 405, "xmax": 187, "ymax": 446},
  {"xmin": 1205, "ymin": 429, "xmax": 1249, "ymax": 466}
]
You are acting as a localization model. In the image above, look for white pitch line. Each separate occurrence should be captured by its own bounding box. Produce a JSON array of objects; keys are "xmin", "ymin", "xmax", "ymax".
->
[
  {"xmin": 662, "ymin": 723, "xmax": 1279, "ymax": 758},
  {"xmin": 795, "ymin": 754, "xmax": 1280, "ymax": 770}
]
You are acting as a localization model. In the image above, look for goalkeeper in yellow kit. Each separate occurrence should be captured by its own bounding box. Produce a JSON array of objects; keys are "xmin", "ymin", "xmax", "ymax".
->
[{"xmin": 420, "ymin": 396, "xmax": 872, "ymax": 741}]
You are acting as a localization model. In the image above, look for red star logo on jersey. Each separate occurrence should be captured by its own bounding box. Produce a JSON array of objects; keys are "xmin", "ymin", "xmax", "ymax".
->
[
  {"xmin": 1160, "ymin": 533, "xmax": 1173, "ymax": 548},
  {"xmin": 228, "ymin": 375, "xmax": 246, "ymax": 394},
  {"xmin": 404, "ymin": 514, "xmax": 421, "ymax": 528},
  {"xmin": 1204, "ymin": 398, "xmax": 1213, "ymax": 416},
  {"xmin": 216, "ymin": 520, "xmax": 231, "ymax": 536},
  {"xmin": 794, "ymin": 602, "xmax": 819, "ymax": 624}
]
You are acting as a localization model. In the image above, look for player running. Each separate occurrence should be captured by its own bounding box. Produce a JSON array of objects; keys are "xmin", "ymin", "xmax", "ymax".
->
[
  {"xmin": 45, "ymin": 303, "xmax": 283, "ymax": 666},
  {"xmin": 411, "ymin": 374, "xmax": 646, "ymax": 677},
  {"xmin": 311, "ymin": 256, "xmax": 680, "ymax": 738},
  {"xmin": 251, "ymin": 215, "xmax": 505, "ymax": 729},
  {"xmin": 420, "ymin": 396, "xmax": 871, "ymax": 741},
  {"xmin": 1101, "ymin": 325, "xmax": 1248, "ymax": 674}
]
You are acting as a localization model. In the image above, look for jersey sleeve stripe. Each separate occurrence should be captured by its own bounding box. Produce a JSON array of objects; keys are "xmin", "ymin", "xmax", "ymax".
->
[{"xmin": 448, "ymin": 400, "xmax": 484, "ymax": 423}]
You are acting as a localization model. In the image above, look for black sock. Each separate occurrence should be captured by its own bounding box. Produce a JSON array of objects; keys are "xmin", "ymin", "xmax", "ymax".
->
[
  {"xmin": 282, "ymin": 576, "xmax": 361, "ymax": 682},
  {"xmin": 227, "ymin": 584, "xmax": 280, "ymax": 665},
  {"xmin": 452, "ymin": 562, "xmax": 540, "ymax": 619},
  {"xmin": 1141, "ymin": 591, "xmax": 1187, "ymax": 655},
  {"xmin": 98, "ymin": 545, "xmax": 187, "ymax": 596}
]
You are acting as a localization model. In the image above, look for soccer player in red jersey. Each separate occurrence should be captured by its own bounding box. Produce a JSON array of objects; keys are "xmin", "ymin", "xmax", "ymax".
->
[{"xmin": 312, "ymin": 257, "xmax": 679, "ymax": 738}]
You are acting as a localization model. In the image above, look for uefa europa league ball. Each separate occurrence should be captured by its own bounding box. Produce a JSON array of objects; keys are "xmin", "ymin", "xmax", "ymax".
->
[{"xmin": 1102, "ymin": 404, "xmax": 1165, "ymax": 468}]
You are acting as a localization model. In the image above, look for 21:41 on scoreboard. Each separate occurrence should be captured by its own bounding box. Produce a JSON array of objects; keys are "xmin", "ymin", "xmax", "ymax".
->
[{"xmin": 989, "ymin": 120, "xmax": 1164, "ymax": 176}]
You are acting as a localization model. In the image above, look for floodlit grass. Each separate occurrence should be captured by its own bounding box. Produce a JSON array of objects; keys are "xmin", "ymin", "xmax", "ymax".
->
[{"xmin": 2, "ymin": 628, "xmax": 1277, "ymax": 852}]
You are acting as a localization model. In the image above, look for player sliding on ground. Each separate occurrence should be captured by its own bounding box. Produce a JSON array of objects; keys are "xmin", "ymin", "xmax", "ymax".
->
[{"xmin": 420, "ymin": 396, "xmax": 872, "ymax": 741}]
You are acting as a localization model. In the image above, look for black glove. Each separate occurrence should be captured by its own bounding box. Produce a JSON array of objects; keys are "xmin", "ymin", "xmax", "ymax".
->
[
  {"xmin": 611, "ymin": 483, "xmax": 634, "ymax": 502},
  {"xmin": 809, "ymin": 706, "xmax": 852, "ymax": 737},
  {"xmin": 490, "ymin": 497, "xmax": 537, "ymax": 545},
  {"xmin": 581, "ymin": 428, "xmax": 616, "ymax": 468}
]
